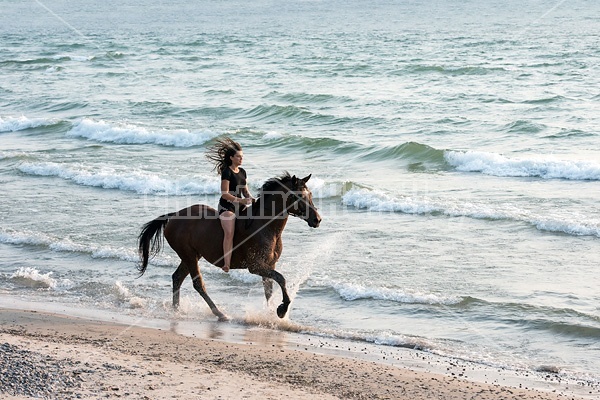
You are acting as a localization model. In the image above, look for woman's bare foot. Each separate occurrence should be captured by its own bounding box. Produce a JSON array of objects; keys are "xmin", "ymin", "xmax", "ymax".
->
[{"xmin": 222, "ymin": 265, "xmax": 230, "ymax": 273}]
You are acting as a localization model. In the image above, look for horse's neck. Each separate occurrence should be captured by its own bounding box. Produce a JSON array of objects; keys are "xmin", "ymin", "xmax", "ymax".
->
[{"xmin": 249, "ymin": 195, "xmax": 289, "ymax": 233}]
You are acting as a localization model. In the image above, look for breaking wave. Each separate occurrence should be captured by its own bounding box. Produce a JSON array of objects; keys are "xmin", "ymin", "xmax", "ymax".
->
[
  {"xmin": 18, "ymin": 161, "xmax": 221, "ymax": 195},
  {"xmin": 0, "ymin": 116, "xmax": 59, "ymax": 133},
  {"xmin": 342, "ymin": 188, "xmax": 600, "ymax": 237},
  {"xmin": 445, "ymin": 151, "xmax": 600, "ymax": 180},
  {"xmin": 67, "ymin": 118, "xmax": 218, "ymax": 147}
]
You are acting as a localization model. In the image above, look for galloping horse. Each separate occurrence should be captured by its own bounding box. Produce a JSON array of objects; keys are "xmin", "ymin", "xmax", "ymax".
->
[{"xmin": 137, "ymin": 173, "xmax": 321, "ymax": 321}]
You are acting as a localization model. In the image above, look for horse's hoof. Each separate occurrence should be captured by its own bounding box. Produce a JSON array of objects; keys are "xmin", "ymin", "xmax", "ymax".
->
[
  {"xmin": 217, "ymin": 314, "xmax": 230, "ymax": 322},
  {"xmin": 276, "ymin": 304, "xmax": 288, "ymax": 319}
]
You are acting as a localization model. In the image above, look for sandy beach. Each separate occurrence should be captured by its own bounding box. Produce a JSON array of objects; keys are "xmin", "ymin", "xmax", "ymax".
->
[{"xmin": 0, "ymin": 308, "xmax": 591, "ymax": 400}]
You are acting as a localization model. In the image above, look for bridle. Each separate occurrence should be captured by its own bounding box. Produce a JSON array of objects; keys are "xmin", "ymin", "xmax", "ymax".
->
[{"xmin": 287, "ymin": 187, "xmax": 312, "ymax": 219}]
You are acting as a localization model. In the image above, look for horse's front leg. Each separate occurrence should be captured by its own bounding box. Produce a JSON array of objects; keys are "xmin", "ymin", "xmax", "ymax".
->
[{"xmin": 252, "ymin": 266, "xmax": 290, "ymax": 318}]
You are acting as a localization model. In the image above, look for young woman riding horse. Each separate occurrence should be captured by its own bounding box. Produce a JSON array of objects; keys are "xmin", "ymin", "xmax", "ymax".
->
[
  {"xmin": 137, "ymin": 141, "xmax": 322, "ymax": 320},
  {"xmin": 205, "ymin": 138, "xmax": 255, "ymax": 273}
]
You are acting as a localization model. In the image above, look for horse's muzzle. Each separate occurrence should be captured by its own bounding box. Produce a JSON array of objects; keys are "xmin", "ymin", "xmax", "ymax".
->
[{"xmin": 308, "ymin": 214, "xmax": 321, "ymax": 228}]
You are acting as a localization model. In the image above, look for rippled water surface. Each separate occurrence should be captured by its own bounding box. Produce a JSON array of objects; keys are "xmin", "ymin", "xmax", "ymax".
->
[{"xmin": 1, "ymin": 0, "xmax": 599, "ymax": 389}]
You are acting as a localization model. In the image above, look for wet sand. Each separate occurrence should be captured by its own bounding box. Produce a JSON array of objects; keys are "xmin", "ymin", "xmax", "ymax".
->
[{"xmin": 0, "ymin": 308, "xmax": 589, "ymax": 399}]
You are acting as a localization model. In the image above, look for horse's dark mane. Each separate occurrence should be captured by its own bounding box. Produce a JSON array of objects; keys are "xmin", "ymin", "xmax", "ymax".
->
[{"xmin": 259, "ymin": 172, "xmax": 293, "ymax": 195}]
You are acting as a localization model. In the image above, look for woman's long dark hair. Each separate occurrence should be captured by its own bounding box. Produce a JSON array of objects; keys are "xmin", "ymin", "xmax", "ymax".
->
[{"xmin": 205, "ymin": 137, "xmax": 243, "ymax": 174}]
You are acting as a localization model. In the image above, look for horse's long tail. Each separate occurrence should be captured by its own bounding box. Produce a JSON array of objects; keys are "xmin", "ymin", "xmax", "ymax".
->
[{"xmin": 137, "ymin": 213, "xmax": 174, "ymax": 276}]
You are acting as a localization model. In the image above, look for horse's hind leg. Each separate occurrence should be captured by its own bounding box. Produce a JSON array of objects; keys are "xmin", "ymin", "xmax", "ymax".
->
[
  {"xmin": 262, "ymin": 277, "xmax": 273, "ymax": 302},
  {"xmin": 186, "ymin": 259, "xmax": 229, "ymax": 321},
  {"xmin": 172, "ymin": 262, "xmax": 188, "ymax": 310},
  {"xmin": 192, "ymin": 274, "xmax": 229, "ymax": 322}
]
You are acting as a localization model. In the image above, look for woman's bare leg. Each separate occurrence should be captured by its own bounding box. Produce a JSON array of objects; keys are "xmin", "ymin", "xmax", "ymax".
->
[{"xmin": 219, "ymin": 211, "xmax": 235, "ymax": 272}]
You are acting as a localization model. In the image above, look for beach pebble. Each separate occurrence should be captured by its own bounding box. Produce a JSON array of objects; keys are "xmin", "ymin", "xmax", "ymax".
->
[{"xmin": 0, "ymin": 342, "xmax": 81, "ymax": 399}]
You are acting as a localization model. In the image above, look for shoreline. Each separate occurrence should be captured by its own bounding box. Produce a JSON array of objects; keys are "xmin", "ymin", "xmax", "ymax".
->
[{"xmin": 0, "ymin": 306, "xmax": 593, "ymax": 400}]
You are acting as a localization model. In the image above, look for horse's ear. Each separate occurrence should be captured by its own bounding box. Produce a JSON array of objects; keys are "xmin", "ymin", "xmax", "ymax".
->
[
  {"xmin": 291, "ymin": 175, "xmax": 298, "ymax": 186},
  {"xmin": 302, "ymin": 174, "xmax": 311, "ymax": 183}
]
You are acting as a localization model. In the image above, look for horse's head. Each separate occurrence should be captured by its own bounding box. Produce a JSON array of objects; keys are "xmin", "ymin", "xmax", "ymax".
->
[{"xmin": 286, "ymin": 174, "xmax": 321, "ymax": 228}]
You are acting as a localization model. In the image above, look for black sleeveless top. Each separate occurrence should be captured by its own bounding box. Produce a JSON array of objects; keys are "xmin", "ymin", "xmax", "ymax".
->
[{"xmin": 218, "ymin": 167, "xmax": 247, "ymax": 214}]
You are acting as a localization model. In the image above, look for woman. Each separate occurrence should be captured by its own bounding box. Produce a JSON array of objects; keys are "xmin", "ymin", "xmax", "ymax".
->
[{"xmin": 206, "ymin": 137, "xmax": 254, "ymax": 272}]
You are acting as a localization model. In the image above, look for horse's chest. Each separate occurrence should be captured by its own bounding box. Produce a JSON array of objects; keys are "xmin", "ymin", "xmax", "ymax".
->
[{"xmin": 243, "ymin": 240, "xmax": 282, "ymax": 265}]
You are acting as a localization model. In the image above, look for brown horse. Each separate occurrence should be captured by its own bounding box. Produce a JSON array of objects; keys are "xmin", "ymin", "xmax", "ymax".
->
[{"xmin": 137, "ymin": 173, "xmax": 321, "ymax": 321}]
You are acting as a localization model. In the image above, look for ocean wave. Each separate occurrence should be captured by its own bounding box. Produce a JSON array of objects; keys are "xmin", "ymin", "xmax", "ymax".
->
[
  {"xmin": 113, "ymin": 281, "xmax": 147, "ymax": 309},
  {"xmin": 53, "ymin": 54, "xmax": 95, "ymax": 62},
  {"xmin": 0, "ymin": 229, "xmax": 170, "ymax": 266},
  {"xmin": 533, "ymin": 321, "xmax": 600, "ymax": 339},
  {"xmin": 0, "ymin": 151, "xmax": 29, "ymax": 161},
  {"xmin": 504, "ymin": 120, "xmax": 546, "ymax": 134},
  {"xmin": 16, "ymin": 159, "xmax": 345, "ymax": 199},
  {"xmin": 399, "ymin": 64, "xmax": 506, "ymax": 76},
  {"xmin": 444, "ymin": 151, "xmax": 600, "ymax": 180},
  {"xmin": 458, "ymin": 297, "xmax": 600, "ymax": 324},
  {"xmin": 6, "ymin": 270, "xmax": 147, "ymax": 309},
  {"xmin": 0, "ymin": 57, "xmax": 61, "ymax": 68},
  {"xmin": 9, "ymin": 267, "xmax": 73, "ymax": 290},
  {"xmin": 67, "ymin": 118, "xmax": 218, "ymax": 147},
  {"xmin": 104, "ymin": 51, "xmax": 126, "ymax": 60},
  {"xmin": 259, "ymin": 132, "xmax": 359, "ymax": 153},
  {"xmin": 359, "ymin": 142, "xmax": 448, "ymax": 168},
  {"xmin": 240, "ymin": 103, "xmax": 376, "ymax": 126},
  {"xmin": 329, "ymin": 281, "xmax": 462, "ymax": 305},
  {"xmin": 242, "ymin": 104, "xmax": 335, "ymax": 124},
  {"xmin": 18, "ymin": 161, "xmax": 221, "ymax": 195},
  {"xmin": 480, "ymin": 299, "xmax": 600, "ymax": 340},
  {"xmin": 521, "ymin": 95, "xmax": 565, "ymax": 105},
  {"xmin": 254, "ymin": 137, "xmax": 599, "ymax": 181},
  {"xmin": 544, "ymin": 129, "xmax": 596, "ymax": 139},
  {"xmin": 258, "ymin": 135, "xmax": 447, "ymax": 169},
  {"xmin": 342, "ymin": 189, "xmax": 441, "ymax": 214},
  {"xmin": 342, "ymin": 188, "xmax": 600, "ymax": 237},
  {"xmin": 259, "ymin": 137, "xmax": 448, "ymax": 170},
  {"xmin": 29, "ymin": 101, "xmax": 89, "ymax": 114},
  {"xmin": 264, "ymin": 91, "xmax": 354, "ymax": 105},
  {"xmin": 44, "ymin": 66, "xmax": 63, "ymax": 74},
  {"xmin": 0, "ymin": 55, "xmax": 94, "ymax": 68},
  {"xmin": 307, "ymin": 177, "xmax": 355, "ymax": 199},
  {"xmin": 10, "ymin": 267, "xmax": 54, "ymax": 289},
  {"xmin": 0, "ymin": 116, "xmax": 58, "ymax": 133}
]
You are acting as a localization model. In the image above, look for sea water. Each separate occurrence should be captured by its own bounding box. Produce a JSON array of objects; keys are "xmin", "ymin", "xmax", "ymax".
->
[{"xmin": 1, "ymin": 0, "xmax": 599, "ymax": 392}]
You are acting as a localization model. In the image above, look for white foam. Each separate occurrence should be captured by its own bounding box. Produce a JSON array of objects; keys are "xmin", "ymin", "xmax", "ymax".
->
[
  {"xmin": 114, "ymin": 281, "xmax": 147, "ymax": 309},
  {"xmin": 0, "ymin": 116, "xmax": 56, "ymax": 132},
  {"xmin": 69, "ymin": 55, "xmax": 95, "ymax": 62},
  {"xmin": 228, "ymin": 270, "xmax": 262, "ymax": 283},
  {"xmin": 364, "ymin": 331, "xmax": 429, "ymax": 349},
  {"xmin": 343, "ymin": 188, "xmax": 440, "ymax": 214},
  {"xmin": 10, "ymin": 267, "xmax": 56, "ymax": 289},
  {"xmin": 51, "ymin": 54, "xmax": 94, "ymax": 61},
  {"xmin": 286, "ymin": 232, "xmax": 342, "ymax": 302},
  {"xmin": 306, "ymin": 177, "xmax": 343, "ymax": 199},
  {"xmin": 0, "ymin": 228, "xmax": 150, "ymax": 265},
  {"xmin": 532, "ymin": 216, "xmax": 600, "ymax": 237},
  {"xmin": 342, "ymin": 189, "xmax": 600, "ymax": 237},
  {"xmin": 329, "ymin": 281, "xmax": 462, "ymax": 305},
  {"xmin": 263, "ymin": 131, "xmax": 283, "ymax": 140},
  {"xmin": 44, "ymin": 66, "xmax": 61, "ymax": 74},
  {"xmin": 9, "ymin": 267, "xmax": 73, "ymax": 290},
  {"xmin": 67, "ymin": 118, "xmax": 218, "ymax": 147},
  {"xmin": 241, "ymin": 308, "xmax": 308, "ymax": 332},
  {"xmin": 0, "ymin": 229, "xmax": 53, "ymax": 247},
  {"xmin": 445, "ymin": 151, "xmax": 600, "ymax": 181},
  {"xmin": 18, "ymin": 161, "xmax": 221, "ymax": 195}
]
